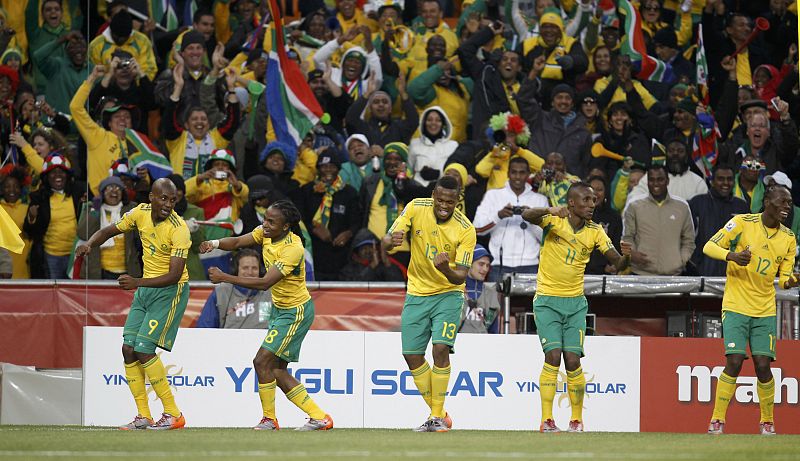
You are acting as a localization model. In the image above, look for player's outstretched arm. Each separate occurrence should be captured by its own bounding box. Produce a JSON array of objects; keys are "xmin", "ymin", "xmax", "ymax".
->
[
  {"xmin": 703, "ymin": 240, "xmax": 750, "ymax": 266},
  {"xmin": 199, "ymin": 233, "xmax": 257, "ymax": 254},
  {"xmin": 605, "ymin": 240, "xmax": 631, "ymax": 272},
  {"xmin": 208, "ymin": 264, "xmax": 284, "ymax": 291},
  {"xmin": 75, "ymin": 223, "xmax": 124, "ymax": 258},
  {"xmin": 522, "ymin": 206, "xmax": 568, "ymax": 226},
  {"xmin": 124, "ymin": 256, "xmax": 187, "ymax": 289}
]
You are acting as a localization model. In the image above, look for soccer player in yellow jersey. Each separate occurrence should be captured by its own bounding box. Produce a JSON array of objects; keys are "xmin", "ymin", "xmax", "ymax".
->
[
  {"xmin": 522, "ymin": 181, "xmax": 631, "ymax": 433},
  {"xmin": 382, "ymin": 175, "xmax": 477, "ymax": 432},
  {"xmin": 76, "ymin": 178, "xmax": 192, "ymax": 430},
  {"xmin": 703, "ymin": 185, "xmax": 800, "ymax": 435},
  {"xmin": 199, "ymin": 200, "xmax": 333, "ymax": 431}
]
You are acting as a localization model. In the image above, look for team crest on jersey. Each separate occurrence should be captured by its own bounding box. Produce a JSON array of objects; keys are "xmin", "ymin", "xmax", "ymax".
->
[
  {"xmin": 581, "ymin": 247, "xmax": 588, "ymax": 255},
  {"xmin": 161, "ymin": 244, "xmax": 169, "ymax": 251},
  {"xmin": 554, "ymin": 236, "xmax": 560, "ymax": 243},
  {"xmin": 724, "ymin": 220, "xmax": 736, "ymax": 231},
  {"xmin": 444, "ymin": 244, "xmax": 451, "ymax": 251},
  {"xmin": 432, "ymin": 230, "xmax": 439, "ymax": 236}
]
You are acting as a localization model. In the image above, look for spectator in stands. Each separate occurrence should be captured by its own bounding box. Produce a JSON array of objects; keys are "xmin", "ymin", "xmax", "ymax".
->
[
  {"xmin": 577, "ymin": 89, "xmax": 601, "ymax": 135},
  {"xmin": 623, "ymin": 164, "xmax": 695, "ymax": 276},
  {"xmin": 441, "ymin": 163, "xmax": 481, "ymax": 221},
  {"xmin": 70, "ymin": 65, "xmax": 145, "ymax": 196},
  {"xmin": 196, "ymin": 248, "xmax": 272, "ymax": 329},
  {"xmin": 732, "ymin": 155, "xmax": 766, "ymax": 212},
  {"xmin": 291, "ymin": 10, "xmax": 330, "ymax": 65},
  {"xmin": 522, "ymin": 8, "xmax": 588, "ymax": 101},
  {"xmin": 88, "ymin": 50, "xmax": 154, "ymax": 133},
  {"xmin": 26, "ymin": 0, "xmax": 71, "ymax": 92},
  {"xmin": 474, "ymin": 157, "xmax": 548, "ymax": 280},
  {"xmin": 575, "ymin": 46, "xmax": 612, "ymax": 94},
  {"xmin": 653, "ymin": 29, "xmax": 694, "ymax": 84},
  {"xmin": 718, "ymin": 106, "xmax": 799, "ymax": 175},
  {"xmin": 14, "ymin": 89, "xmax": 71, "ymax": 142},
  {"xmin": 591, "ymin": 102, "xmax": 650, "ymax": 179},
  {"xmin": 186, "ymin": 149, "xmax": 249, "ymax": 274},
  {"xmin": 258, "ymin": 142, "xmax": 300, "ymax": 198},
  {"xmin": 315, "ymin": 26, "xmax": 382, "ymax": 101},
  {"xmin": 340, "ymin": 134, "xmax": 378, "ymax": 192},
  {"xmin": 167, "ymin": 174, "xmax": 206, "ymax": 281},
  {"xmin": 689, "ymin": 164, "xmax": 749, "ymax": 276},
  {"xmin": 0, "ymin": 247, "xmax": 10, "ymax": 279},
  {"xmin": 239, "ymin": 174, "xmax": 276, "ymax": 238},
  {"xmin": 629, "ymin": 138, "xmax": 708, "ymax": 203},
  {"xmin": 24, "ymin": 153, "xmax": 85, "ymax": 279},
  {"xmin": 30, "ymin": 30, "xmax": 88, "ymax": 116},
  {"xmin": 407, "ymin": 57, "xmax": 472, "ymax": 143},
  {"xmin": 460, "ymin": 244, "xmax": 501, "ymax": 334},
  {"xmin": 308, "ymin": 68, "xmax": 352, "ymax": 134},
  {"xmin": 0, "ymin": 166, "xmax": 31, "ymax": 278},
  {"xmin": 88, "ymin": 11, "xmax": 157, "ymax": 80},
  {"xmin": 586, "ymin": 175, "xmax": 622, "ymax": 275},
  {"xmin": 296, "ymin": 151, "xmax": 362, "ymax": 281},
  {"xmin": 163, "ymin": 62, "xmax": 240, "ymax": 179},
  {"xmin": 519, "ymin": 66, "xmax": 592, "ymax": 179},
  {"xmin": 458, "ymin": 21, "xmax": 524, "ymax": 141},
  {"xmin": 155, "ymin": 31, "xmax": 216, "ymax": 108},
  {"xmin": 214, "ymin": 0, "xmax": 258, "ymax": 45},
  {"xmin": 595, "ymin": 54, "xmax": 660, "ymax": 114},
  {"xmin": 340, "ymin": 228, "xmax": 406, "ymax": 281},
  {"xmin": 475, "ymin": 112, "xmax": 544, "ymax": 190},
  {"xmin": 346, "ymin": 70, "xmax": 418, "ymax": 147},
  {"xmin": 408, "ymin": 107, "xmax": 458, "ymax": 187},
  {"xmin": 360, "ymin": 142, "xmax": 426, "ymax": 264},
  {"xmin": 609, "ymin": 160, "xmax": 646, "ymax": 211},
  {"xmin": 76, "ymin": 176, "xmax": 141, "ymax": 279},
  {"xmin": 535, "ymin": 152, "xmax": 580, "ymax": 206},
  {"xmin": 409, "ymin": 0, "xmax": 459, "ymax": 62},
  {"xmin": 162, "ymin": 9, "xmax": 217, "ymax": 67},
  {"xmin": 11, "ymin": 126, "xmax": 67, "ymax": 182}
]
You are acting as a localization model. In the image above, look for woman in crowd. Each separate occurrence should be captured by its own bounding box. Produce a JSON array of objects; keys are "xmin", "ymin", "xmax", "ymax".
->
[{"xmin": 408, "ymin": 106, "xmax": 458, "ymax": 187}]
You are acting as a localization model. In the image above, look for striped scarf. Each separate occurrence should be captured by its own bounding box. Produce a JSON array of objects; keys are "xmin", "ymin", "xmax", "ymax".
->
[
  {"xmin": 312, "ymin": 175, "xmax": 345, "ymax": 228},
  {"xmin": 183, "ymin": 133, "xmax": 215, "ymax": 179}
]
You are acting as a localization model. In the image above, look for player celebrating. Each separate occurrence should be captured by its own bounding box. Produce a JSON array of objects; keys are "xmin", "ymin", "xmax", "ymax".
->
[
  {"xmin": 704, "ymin": 185, "xmax": 800, "ymax": 435},
  {"xmin": 522, "ymin": 182, "xmax": 631, "ymax": 433},
  {"xmin": 76, "ymin": 178, "xmax": 191, "ymax": 430},
  {"xmin": 199, "ymin": 200, "xmax": 333, "ymax": 431},
  {"xmin": 382, "ymin": 175, "xmax": 477, "ymax": 432}
]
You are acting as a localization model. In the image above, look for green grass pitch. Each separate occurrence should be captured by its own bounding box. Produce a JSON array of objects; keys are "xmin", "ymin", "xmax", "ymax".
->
[{"xmin": 1, "ymin": 427, "xmax": 799, "ymax": 461}]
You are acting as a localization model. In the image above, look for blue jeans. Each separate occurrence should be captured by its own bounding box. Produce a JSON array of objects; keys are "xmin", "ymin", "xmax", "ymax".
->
[
  {"xmin": 45, "ymin": 253, "xmax": 70, "ymax": 279},
  {"xmin": 489, "ymin": 264, "xmax": 538, "ymax": 282}
]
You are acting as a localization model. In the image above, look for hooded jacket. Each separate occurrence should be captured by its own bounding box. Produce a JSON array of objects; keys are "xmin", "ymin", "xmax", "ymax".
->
[
  {"xmin": 406, "ymin": 65, "xmax": 473, "ymax": 143},
  {"xmin": 314, "ymin": 44, "xmax": 383, "ymax": 100},
  {"xmin": 408, "ymin": 107, "xmax": 459, "ymax": 187}
]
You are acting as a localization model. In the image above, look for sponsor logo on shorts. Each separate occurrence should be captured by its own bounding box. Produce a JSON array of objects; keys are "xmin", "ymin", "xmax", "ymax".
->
[
  {"xmin": 541, "ymin": 338, "xmax": 547, "ymax": 344},
  {"xmin": 727, "ymin": 342, "xmax": 736, "ymax": 348}
]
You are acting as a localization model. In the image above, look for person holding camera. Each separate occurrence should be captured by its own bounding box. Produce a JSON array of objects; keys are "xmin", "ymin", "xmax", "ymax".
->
[
  {"xmin": 536, "ymin": 152, "xmax": 581, "ymax": 206},
  {"xmin": 185, "ymin": 149, "xmax": 249, "ymax": 275},
  {"xmin": 473, "ymin": 156, "xmax": 549, "ymax": 280},
  {"xmin": 87, "ymin": 50, "xmax": 155, "ymax": 134}
]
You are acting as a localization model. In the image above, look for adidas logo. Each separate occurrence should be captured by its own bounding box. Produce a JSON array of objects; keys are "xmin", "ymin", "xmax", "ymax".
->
[{"xmin": 763, "ymin": 244, "xmax": 769, "ymax": 250}]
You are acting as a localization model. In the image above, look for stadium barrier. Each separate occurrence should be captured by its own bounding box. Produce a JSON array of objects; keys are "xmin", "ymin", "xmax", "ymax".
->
[
  {"xmin": 502, "ymin": 274, "xmax": 800, "ymax": 338},
  {"xmin": 81, "ymin": 327, "xmax": 800, "ymax": 433}
]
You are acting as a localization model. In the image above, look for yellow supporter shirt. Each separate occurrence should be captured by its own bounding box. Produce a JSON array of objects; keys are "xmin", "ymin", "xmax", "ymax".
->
[
  {"xmin": 100, "ymin": 234, "xmax": 126, "ymax": 273},
  {"xmin": 388, "ymin": 198, "xmax": 477, "ymax": 296},
  {"xmin": 43, "ymin": 192, "xmax": 76, "ymax": 256},
  {"xmin": 536, "ymin": 215, "xmax": 614, "ymax": 297},
  {"xmin": 115, "ymin": 203, "xmax": 191, "ymax": 283},
  {"xmin": 1, "ymin": 200, "xmax": 31, "ymax": 278},
  {"xmin": 251, "ymin": 227, "xmax": 311, "ymax": 308},
  {"xmin": 706, "ymin": 214, "xmax": 795, "ymax": 317}
]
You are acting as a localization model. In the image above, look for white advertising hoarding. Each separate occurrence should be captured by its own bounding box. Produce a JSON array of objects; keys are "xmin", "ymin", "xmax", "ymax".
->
[{"xmin": 83, "ymin": 328, "xmax": 639, "ymax": 431}]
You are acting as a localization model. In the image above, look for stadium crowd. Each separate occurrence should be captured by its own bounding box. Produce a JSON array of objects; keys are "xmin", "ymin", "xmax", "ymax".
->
[{"xmin": 0, "ymin": 0, "xmax": 799, "ymax": 285}]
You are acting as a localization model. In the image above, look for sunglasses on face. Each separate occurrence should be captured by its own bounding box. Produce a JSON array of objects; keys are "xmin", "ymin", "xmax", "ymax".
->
[{"xmin": 741, "ymin": 160, "xmax": 765, "ymax": 170}]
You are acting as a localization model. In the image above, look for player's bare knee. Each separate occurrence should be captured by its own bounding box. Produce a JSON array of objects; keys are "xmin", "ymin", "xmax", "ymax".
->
[
  {"xmin": 563, "ymin": 352, "xmax": 581, "ymax": 371},
  {"xmin": 544, "ymin": 350, "xmax": 561, "ymax": 367},
  {"xmin": 431, "ymin": 344, "xmax": 450, "ymax": 368},
  {"xmin": 753, "ymin": 357, "xmax": 773, "ymax": 382},
  {"xmin": 403, "ymin": 354, "xmax": 425, "ymax": 370},
  {"xmin": 121, "ymin": 344, "xmax": 136, "ymax": 363},
  {"xmin": 135, "ymin": 351, "xmax": 155, "ymax": 364},
  {"xmin": 724, "ymin": 354, "xmax": 745, "ymax": 376}
]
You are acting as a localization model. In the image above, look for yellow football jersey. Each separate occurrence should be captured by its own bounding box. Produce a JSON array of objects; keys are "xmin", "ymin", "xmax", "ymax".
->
[
  {"xmin": 388, "ymin": 198, "xmax": 477, "ymax": 296},
  {"xmin": 251, "ymin": 227, "xmax": 311, "ymax": 309},
  {"xmin": 537, "ymin": 215, "xmax": 614, "ymax": 297},
  {"xmin": 707, "ymin": 214, "xmax": 796, "ymax": 317},
  {"xmin": 115, "ymin": 204, "xmax": 191, "ymax": 283}
]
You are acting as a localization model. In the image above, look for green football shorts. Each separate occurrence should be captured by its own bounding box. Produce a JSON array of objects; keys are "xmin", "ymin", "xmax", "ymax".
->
[
  {"xmin": 261, "ymin": 298, "xmax": 315, "ymax": 363},
  {"xmin": 123, "ymin": 283, "xmax": 190, "ymax": 354},
  {"xmin": 722, "ymin": 310, "xmax": 777, "ymax": 360},
  {"xmin": 533, "ymin": 294, "xmax": 588, "ymax": 356},
  {"xmin": 401, "ymin": 291, "xmax": 464, "ymax": 354}
]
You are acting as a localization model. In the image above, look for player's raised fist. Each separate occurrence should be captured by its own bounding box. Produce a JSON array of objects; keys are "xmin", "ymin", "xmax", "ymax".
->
[
  {"xmin": 199, "ymin": 240, "xmax": 215, "ymax": 254},
  {"xmin": 433, "ymin": 252, "xmax": 451, "ymax": 271},
  {"xmin": 785, "ymin": 272, "xmax": 800, "ymax": 289},
  {"xmin": 728, "ymin": 246, "xmax": 751, "ymax": 266},
  {"xmin": 208, "ymin": 267, "xmax": 225, "ymax": 283},
  {"xmin": 390, "ymin": 231, "xmax": 405, "ymax": 247}
]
